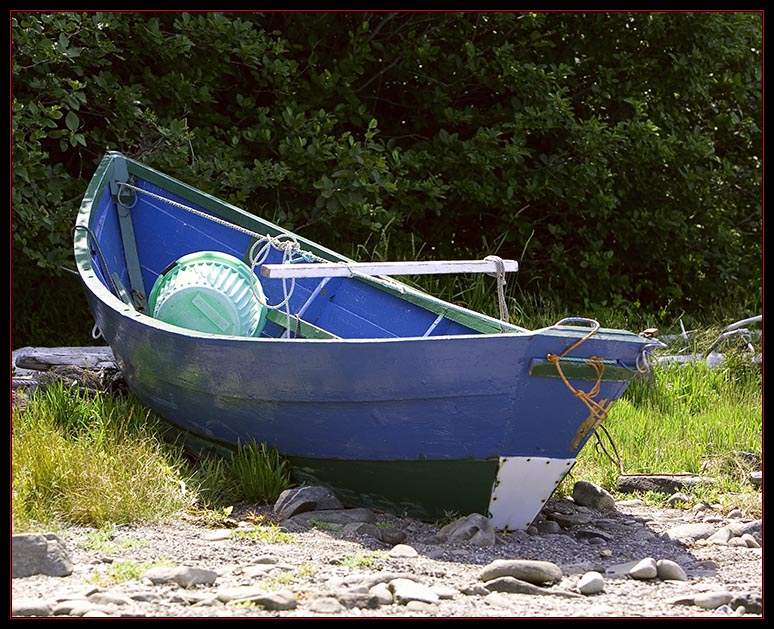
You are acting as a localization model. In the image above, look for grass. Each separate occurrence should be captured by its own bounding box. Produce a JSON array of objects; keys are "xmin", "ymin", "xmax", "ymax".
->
[
  {"xmin": 557, "ymin": 343, "xmax": 762, "ymax": 517},
  {"xmin": 11, "ymin": 382, "xmax": 197, "ymax": 531},
  {"xmin": 11, "ymin": 381, "xmax": 294, "ymax": 533},
  {"xmin": 11, "ymin": 298, "xmax": 762, "ymax": 531},
  {"xmin": 232, "ymin": 524, "xmax": 295, "ymax": 545},
  {"xmin": 192, "ymin": 443, "xmax": 293, "ymax": 511},
  {"xmin": 82, "ymin": 527, "xmax": 148, "ymax": 553},
  {"xmin": 334, "ymin": 552, "xmax": 386, "ymax": 569}
]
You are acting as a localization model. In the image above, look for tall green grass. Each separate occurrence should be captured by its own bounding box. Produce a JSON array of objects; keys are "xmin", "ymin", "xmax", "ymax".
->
[
  {"xmin": 12, "ymin": 382, "xmax": 197, "ymax": 531},
  {"xmin": 560, "ymin": 350, "xmax": 762, "ymax": 514},
  {"xmin": 12, "ymin": 382, "xmax": 295, "ymax": 533}
]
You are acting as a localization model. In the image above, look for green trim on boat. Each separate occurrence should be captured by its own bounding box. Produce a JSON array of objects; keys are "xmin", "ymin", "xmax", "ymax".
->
[
  {"xmin": 265, "ymin": 308, "xmax": 339, "ymax": 339},
  {"xmin": 529, "ymin": 356, "xmax": 635, "ymax": 381},
  {"xmin": 155, "ymin": 418, "xmax": 499, "ymax": 522},
  {"xmin": 288, "ymin": 456, "xmax": 499, "ymax": 521}
]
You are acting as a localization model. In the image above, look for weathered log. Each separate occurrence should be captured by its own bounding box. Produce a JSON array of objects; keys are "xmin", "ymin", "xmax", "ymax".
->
[
  {"xmin": 11, "ymin": 347, "xmax": 126, "ymax": 398},
  {"xmin": 13, "ymin": 346, "xmax": 117, "ymax": 372},
  {"xmin": 616, "ymin": 473, "xmax": 716, "ymax": 495}
]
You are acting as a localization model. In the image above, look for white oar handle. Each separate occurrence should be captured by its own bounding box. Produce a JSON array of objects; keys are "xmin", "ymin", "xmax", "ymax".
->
[{"xmin": 260, "ymin": 259, "xmax": 519, "ymax": 279}]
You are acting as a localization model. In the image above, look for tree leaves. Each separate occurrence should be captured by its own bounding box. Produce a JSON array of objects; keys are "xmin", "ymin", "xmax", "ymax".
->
[{"xmin": 11, "ymin": 11, "xmax": 762, "ymax": 324}]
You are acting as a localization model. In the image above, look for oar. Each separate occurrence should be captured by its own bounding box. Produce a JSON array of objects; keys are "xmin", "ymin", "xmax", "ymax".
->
[{"xmin": 260, "ymin": 258, "xmax": 519, "ymax": 279}]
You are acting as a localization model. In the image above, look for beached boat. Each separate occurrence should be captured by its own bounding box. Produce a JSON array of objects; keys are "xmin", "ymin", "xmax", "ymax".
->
[{"xmin": 73, "ymin": 151, "xmax": 654, "ymax": 529}]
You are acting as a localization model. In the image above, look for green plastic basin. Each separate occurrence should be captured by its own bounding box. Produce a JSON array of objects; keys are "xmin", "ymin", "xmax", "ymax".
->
[{"xmin": 147, "ymin": 251, "xmax": 267, "ymax": 337}]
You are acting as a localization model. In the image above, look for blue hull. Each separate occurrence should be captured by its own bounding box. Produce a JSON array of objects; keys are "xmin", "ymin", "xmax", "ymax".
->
[{"xmin": 74, "ymin": 152, "xmax": 653, "ymax": 528}]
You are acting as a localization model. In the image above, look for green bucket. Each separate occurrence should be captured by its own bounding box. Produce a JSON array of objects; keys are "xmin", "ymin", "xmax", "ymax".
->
[{"xmin": 148, "ymin": 251, "xmax": 267, "ymax": 337}]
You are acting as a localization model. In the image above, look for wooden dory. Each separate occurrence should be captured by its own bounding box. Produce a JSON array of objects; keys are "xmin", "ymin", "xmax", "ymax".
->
[{"xmin": 73, "ymin": 151, "xmax": 653, "ymax": 529}]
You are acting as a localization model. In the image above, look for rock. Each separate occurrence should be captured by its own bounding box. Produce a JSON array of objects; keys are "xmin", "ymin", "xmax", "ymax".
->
[
  {"xmin": 740, "ymin": 533, "xmax": 760, "ymax": 548},
  {"xmin": 694, "ymin": 591, "xmax": 734, "ymax": 610},
  {"xmin": 284, "ymin": 508, "xmax": 376, "ymax": 529},
  {"xmin": 335, "ymin": 591, "xmax": 381, "ymax": 609},
  {"xmin": 307, "ymin": 596, "xmax": 346, "ymax": 614},
  {"xmin": 10, "ymin": 492, "xmax": 762, "ymax": 619},
  {"xmin": 572, "ymin": 481, "xmax": 616, "ymax": 512},
  {"xmin": 729, "ymin": 592, "xmax": 762, "ymax": 614},
  {"xmin": 484, "ymin": 576, "xmax": 545, "ymax": 594},
  {"xmin": 170, "ymin": 566, "xmax": 219, "ymax": 588},
  {"xmin": 629, "ymin": 557, "xmax": 658, "ymax": 580},
  {"xmin": 656, "ymin": 559, "xmax": 688, "ymax": 581},
  {"xmin": 575, "ymin": 528, "xmax": 614, "ymax": 543},
  {"xmin": 202, "ymin": 529, "xmax": 234, "ymax": 541},
  {"xmin": 388, "ymin": 544, "xmax": 418, "ymax": 558},
  {"xmin": 706, "ymin": 527, "xmax": 734, "ymax": 545},
  {"xmin": 479, "ymin": 559, "xmax": 563, "ymax": 585},
  {"xmin": 11, "ymin": 598, "xmax": 54, "ymax": 618},
  {"xmin": 273, "ymin": 486, "xmax": 345, "ymax": 520},
  {"xmin": 12, "ymin": 533, "xmax": 73, "ymax": 578},
  {"xmin": 536, "ymin": 519, "xmax": 563, "ymax": 534},
  {"xmin": 390, "ymin": 578, "xmax": 440, "ymax": 605},
  {"xmin": 368, "ymin": 583, "xmax": 394, "ymax": 605},
  {"xmin": 437, "ymin": 513, "xmax": 496, "ymax": 546},
  {"xmin": 577, "ymin": 571, "xmax": 605, "ymax": 595},
  {"xmin": 617, "ymin": 474, "xmax": 715, "ymax": 494},
  {"xmin": 661, "ymin": 522, "xmax": 718, "ymax": 542},
  {"xmin": 666, "ymin": 492, "xmax": 691, "ymax": 506}
]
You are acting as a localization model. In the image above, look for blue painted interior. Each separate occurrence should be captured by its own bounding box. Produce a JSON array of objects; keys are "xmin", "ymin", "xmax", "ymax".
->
[{"xmin": 91, "ymin": 177, "xmax": 482, "ymax": 340}]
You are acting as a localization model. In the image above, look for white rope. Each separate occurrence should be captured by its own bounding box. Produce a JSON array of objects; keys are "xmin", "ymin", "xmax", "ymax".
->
[
  {"xmin": 636, "ymin": 344, "xmax": 660, "ymax": 373},
  {"xmin": 484, "ymin": 255, "xmax": 509, "ymax": 331}
]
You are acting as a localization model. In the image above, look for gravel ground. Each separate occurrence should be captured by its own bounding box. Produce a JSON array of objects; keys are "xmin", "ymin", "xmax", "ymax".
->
[{"xmin": 11, "ymin": 499, "xmax": 763, "ymax": 619}]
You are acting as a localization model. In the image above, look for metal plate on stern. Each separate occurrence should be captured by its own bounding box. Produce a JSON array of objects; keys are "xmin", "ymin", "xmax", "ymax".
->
[{"xmin": 488, "ymin": 456, "xmax": 576, "ymax": 530}]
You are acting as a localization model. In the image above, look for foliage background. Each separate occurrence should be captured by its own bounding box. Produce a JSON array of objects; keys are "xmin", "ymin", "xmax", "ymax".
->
[{"xmin": 11, "ymin": 11, "xmax": 762, "ymax": 348}]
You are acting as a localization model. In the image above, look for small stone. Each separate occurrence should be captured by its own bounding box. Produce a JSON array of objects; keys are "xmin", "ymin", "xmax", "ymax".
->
[
  {"xmin": 307, "ymin": 597, "xmax": 345, "ymax": 614},
  {"xmin": 572, "ymin": 481, "xmax": 616, "ymax": 512},
  {"xmin": 666, "ymin": 492, "xmax": 691, "ymax": 506},
  {"xmin": 390, "ymin": 578, "xmax": 440, "ymax": 605},
  {"xmin": 656, "ymin": 559, "xmax": 688, "ymax": 581},
  {"xmin": 629, "ymin": 557, "xmax": 658, "ymax": 580},
  {"xmin": 694, "ymin": 591, "xmax": 734, "ymax": 610},
  {"xmin": 202, "ymin": 529, "xmax": 233, "ymax": 541},
  {"xmin": 741, "ymin": 533, "xmax": 761, "ymax": 548},
  {"xmin": 536, "ymin": 520, "xmax": 562, "ymax": 534},
  {"xmin": 368, "ymin": 583, "xmax": 393, "ymax": 605},
  {"xmin": 480, "ymin": 559, "xmax": 563, "ymax": 585},
  {"xmin": 577, "ymin": 571, "xmax": 605, "ymax": 595},
  {"xmin": 388, "ymin": 544, "xmax": 418, "ymax": 558}
]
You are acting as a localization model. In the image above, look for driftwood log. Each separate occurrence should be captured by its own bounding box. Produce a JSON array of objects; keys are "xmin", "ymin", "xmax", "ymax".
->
[{"xmin": 12, "ymin": 346, "xmax": 126, "ymax": 399}]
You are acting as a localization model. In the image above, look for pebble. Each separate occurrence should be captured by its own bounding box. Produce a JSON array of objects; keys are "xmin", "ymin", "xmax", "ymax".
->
[
  {"xmin": 12, "ymin": 485, "xmax": 762, "ymax": 618},
  {"xmin": 577, "ymin": 571, "xmax": 605, "ymax": 594}
]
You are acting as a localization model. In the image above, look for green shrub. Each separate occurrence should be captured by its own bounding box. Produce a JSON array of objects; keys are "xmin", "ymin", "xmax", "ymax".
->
[{"xmin": 11, "ymin": 12, "xmax": 762, "ymax": 349}]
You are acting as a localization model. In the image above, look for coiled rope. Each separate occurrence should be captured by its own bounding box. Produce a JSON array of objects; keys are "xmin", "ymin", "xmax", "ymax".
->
[{"xmin": 544, "ymin": 318, "xmax": 613, "ymax": 451}]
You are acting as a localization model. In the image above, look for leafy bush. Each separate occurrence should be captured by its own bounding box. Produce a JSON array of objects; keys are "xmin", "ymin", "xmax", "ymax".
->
[{"xmin": 11, "ymin": 12, "xmax": 762, "ymax": 347}]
